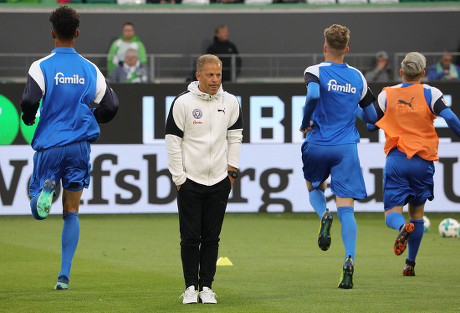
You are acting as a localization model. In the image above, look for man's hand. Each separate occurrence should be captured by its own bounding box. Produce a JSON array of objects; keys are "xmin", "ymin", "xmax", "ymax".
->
[
  {"xmin": 25, "ymin": 119, "xmax": 36, "ymax": 126},
  {"xmin": 228, "ymin": 166, "xmax": 238, "ymax": 189},
  {"xmin": 228, "ymin": 176, "xmax": 234, "ymax": 189},
  {"xmin": 22, "ymin": 114, "xmax": 35, "ymax": 126},
  {"xmin": 376, "ymin": 58, "xmax": 387, "ymax": 70},
  {"xmin": 299, "ymin": 121, "xmax": 313, "ymax": 134}
]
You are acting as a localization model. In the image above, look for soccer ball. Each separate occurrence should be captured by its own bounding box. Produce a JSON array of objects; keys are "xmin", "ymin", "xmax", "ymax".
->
[
  {"xmin": 422, "ymin": 216, "xmax": 430, "ymax": 232},
  {"xmin": 438, "ymin": 218, "xmax": 459, "ymax": 238}
]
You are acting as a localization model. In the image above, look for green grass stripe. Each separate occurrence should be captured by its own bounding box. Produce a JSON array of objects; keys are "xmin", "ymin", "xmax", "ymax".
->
[{"xmin": 1, "ymin": 213, "xmax": 460, "ymax": 312}]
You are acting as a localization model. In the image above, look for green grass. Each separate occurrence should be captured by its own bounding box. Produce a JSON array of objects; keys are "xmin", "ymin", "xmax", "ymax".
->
[{"xmin": 1, "ymin": 213, "xmax": 460, "ymax": 312}]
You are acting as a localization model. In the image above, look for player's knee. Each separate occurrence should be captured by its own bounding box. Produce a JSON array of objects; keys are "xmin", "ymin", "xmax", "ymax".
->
[{"xmin": 337, "ymin": 206, "xmax": 354, "ymax": 221}]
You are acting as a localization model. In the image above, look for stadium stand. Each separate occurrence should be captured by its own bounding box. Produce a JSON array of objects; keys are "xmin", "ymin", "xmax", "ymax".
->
[
  {"xmin": 337, "ymin": 0, "xmax": 367, "ymax": 3},
  {"xmin": 85, "ymin": 0, "xmax": 117, "ymax": 3},
  {"xmin": 1, "ymin": 5, "xmax": 459, "ymax": 82},
  {"xmin": 245, "ymin": 0, "xmax": 273, "ymax": 4},
  {"xmin": 306, "ymin": 0, "xmax": 336, "ymax": 4},
  {"xmin": 368, "ymin": 0, "xmax": 398, "ymax": 3},
  {"xmin": 117, "ymin": 0, "xmax": 146, "ymax": 5},
  {"xmin": 181, "ymin": 0, "xmax": 210, "ymax": 3}
]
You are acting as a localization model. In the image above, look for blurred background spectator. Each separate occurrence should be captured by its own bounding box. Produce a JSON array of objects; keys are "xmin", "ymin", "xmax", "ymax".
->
[
  {"xmin": 456, "ymin": 41, "xmax": 460, "ymax": 66},
  {"xmin": 428, "ymin": 52, "xmax": 460, "ymax": 82},
  {"xmin": 206, "ymin": 24, "xmax": 242, "ymax": 81},
  {"xmin": 107, "ymin": 22, "xmax": 147, "ymax": 76},
  {"xmin": 108, "ymin": 48, "xmax": 150, "ymax": 83},
  {"xmin": 365, "ymin": 50, "xmax": 393, "ymax": 82}
]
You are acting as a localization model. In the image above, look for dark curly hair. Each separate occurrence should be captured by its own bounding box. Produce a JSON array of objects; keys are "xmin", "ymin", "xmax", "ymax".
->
[{"xmin": 49, "ymin": 6, "xmax": 80, "ymax": 41}]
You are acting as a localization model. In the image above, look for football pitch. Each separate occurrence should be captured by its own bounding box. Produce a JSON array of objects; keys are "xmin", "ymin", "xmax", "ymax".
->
[{"xmin": 1, "ymin": 212, "xmax": 460, "ymax": 313}]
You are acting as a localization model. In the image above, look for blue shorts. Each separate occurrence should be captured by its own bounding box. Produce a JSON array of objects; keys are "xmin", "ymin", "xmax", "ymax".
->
[
  {"xmin": 301, "ymin": 142, "xmax": 367, "ymax": 199},
  {"xmin": 383, "ymin": 148, "xmax": 434, "ymax": 211},
  {"xmin": 29, "ymin": 141, "xmax": 91, "ymax": 197}
]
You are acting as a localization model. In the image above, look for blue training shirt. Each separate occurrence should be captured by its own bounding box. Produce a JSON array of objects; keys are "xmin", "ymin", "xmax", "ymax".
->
[
  {"xmin": 21, "ymin": 47, "xmax": 117, "ymax": 151},
  {"xmin": 303, "ymin": 62, "xmax": 374, "ymax": 145}
]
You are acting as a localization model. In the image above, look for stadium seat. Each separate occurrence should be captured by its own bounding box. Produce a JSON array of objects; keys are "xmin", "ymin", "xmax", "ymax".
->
[
  {"xmin": 85, "ymin": 0, "xmax": 116, "ymax": 3},
  {"xmin": 306, "ymin": 0, "xmax": 335, "ymax": 4},
  {"xmin": 369, "ymin": 0, "xmax": 397, "ymax": 3},
  {"xmin": 11, "ymin": 0, "xmax": 41, "ymax": 3},
  {"xmin": 117, "ymin": 0, "xmax": 146, "ymax": 3},
  {"xmin": 337, "ymin": 0, "xmax": 367, "ymax": 3},
  {"xmin": 245, "ymin": 0, "xmax": 272, "ymax": 3},
  {"xmin": 181, "ymin": 0, "xmax": 210, "ymax": 3}
]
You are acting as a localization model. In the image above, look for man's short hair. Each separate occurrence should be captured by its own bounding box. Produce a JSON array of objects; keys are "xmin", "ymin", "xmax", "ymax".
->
[
  {"xmin": 324, "ymin": 24, "xmax": 350, "ymax": 53},
  {"xmin": 123, "ymin": 22, "xmax": 134, "ymax": 28},
  {"xmin": 196, "ymin": 54, "xmax": 222, "ymax": 73},
  {"xmin": 214, "ymin": 24, "xmax": 227, "ymax": 35},
  {"xmin": 401, "ymin": 52, "xmax": 426, "ymax": 79},
  {"xmin": 125, "ymin": 48, "xmax": 138, "ymax": 58},
  {"xmin": 49, "ymin": 6, "xmax": 80, "ymax": 41}
]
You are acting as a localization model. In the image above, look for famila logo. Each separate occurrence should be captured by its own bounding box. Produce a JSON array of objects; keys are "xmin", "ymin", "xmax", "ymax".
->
[
  {"xmin": 327, "ymin": 79, "xmax": 356, "ymax": 94},
  {"xmin": 54, "ymin": 72, "xmax": 85, "ymax": 85}
]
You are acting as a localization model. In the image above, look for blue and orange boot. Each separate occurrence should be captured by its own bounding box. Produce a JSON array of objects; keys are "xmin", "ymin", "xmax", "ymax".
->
[
  {"xmin": 403, "ymin": 259, "xmax": 415, "ymax": 276},
  {"xmin": 394, "ymin": 222, "xmax": 414, "ymax": 256}
]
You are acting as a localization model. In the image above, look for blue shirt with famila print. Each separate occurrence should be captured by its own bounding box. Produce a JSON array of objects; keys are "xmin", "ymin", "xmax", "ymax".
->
[
  {"xmin": 304, "ymin": 62, "xmax": 367, "ymax": 145},
  {"xmin": 28, "ymin": 47, "xmax": 101, "ymax": 150}
]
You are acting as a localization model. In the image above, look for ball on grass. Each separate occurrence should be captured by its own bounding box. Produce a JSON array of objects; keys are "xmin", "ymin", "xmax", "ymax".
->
[{"xmin": 438, "ymin": 218, "xmax": 459, "ymax": 238}]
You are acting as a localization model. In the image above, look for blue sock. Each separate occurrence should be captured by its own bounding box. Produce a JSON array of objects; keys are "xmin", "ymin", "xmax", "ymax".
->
[
  {"xmin": 308, "ymin": 189, "xmax": 326, "ymax": 218},
  {"xmin": 385, "ymin": 212, "xmax": 406, "ymax": 231},
  {"xmin": 30, "ymin": 194, "xmax": 45, "ymax": 220},
  {"xmin": 58, "ymin": 212, "xmax": 80, "ymax": 281},
  {"xmin": 407, "ymin": 219, "xmax": 424, "ymax": 262},
  {"xmin": 337, "ymin": 206, "xmax": 357, "ymax": 262}
]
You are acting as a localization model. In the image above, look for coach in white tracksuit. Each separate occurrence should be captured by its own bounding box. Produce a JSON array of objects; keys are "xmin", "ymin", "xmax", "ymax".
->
[{"xmin": 165, "ymin": 54, "xmax": 243, "ymax": 303}]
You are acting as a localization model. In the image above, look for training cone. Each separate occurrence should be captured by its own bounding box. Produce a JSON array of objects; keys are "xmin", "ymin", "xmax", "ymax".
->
[{"xmin": 216, "ymin": 257, "xmax": 233, "ymax": 266}]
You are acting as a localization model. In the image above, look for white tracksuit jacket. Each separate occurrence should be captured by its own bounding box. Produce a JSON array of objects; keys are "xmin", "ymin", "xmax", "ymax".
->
[{"xmin": 165, "ymin": 81, "xmax": 243, "ymax": 186}]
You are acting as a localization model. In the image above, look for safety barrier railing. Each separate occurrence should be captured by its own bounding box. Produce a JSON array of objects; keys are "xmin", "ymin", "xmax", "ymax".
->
[{"xmin": 0, "ymin": 52, "xmax": 459, "ymax": 83}]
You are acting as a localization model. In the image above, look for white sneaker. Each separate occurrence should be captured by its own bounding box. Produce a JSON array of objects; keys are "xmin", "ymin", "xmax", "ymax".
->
[
  {"xmin": 180, "ymin": 286, "xmax": 198, "ymax": 304},
  {"xmin": 199, "ymin": 287, "xmax": 217, "ymax": 304}
]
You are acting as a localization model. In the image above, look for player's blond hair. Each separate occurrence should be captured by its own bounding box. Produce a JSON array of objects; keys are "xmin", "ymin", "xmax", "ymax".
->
[
  {"xmin": 196, "ymin": 54, "xmax": 222, "ymax": 73},
  {"xmin": 401, "ymin": 52, "xmax": 426, "ymax": 79},
  {"xmin": 324, "ymin": 24, "xmax": 350, "ymax": 55}
]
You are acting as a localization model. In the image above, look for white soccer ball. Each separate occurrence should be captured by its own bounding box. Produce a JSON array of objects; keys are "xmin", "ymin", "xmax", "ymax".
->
[
  {"xmin": 438, "ymin": 218, "xmax": 459, "ymax": 238},
  {"xmin": 423, "ymin": 216, "xmax": 430, "ymax": 232}
]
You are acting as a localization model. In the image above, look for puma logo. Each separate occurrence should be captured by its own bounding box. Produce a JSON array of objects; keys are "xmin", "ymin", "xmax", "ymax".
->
[
  {"xmin": 398, "ymin": 97, "xmax": 414, "ymax": 110},
  {"xmin": 218, "ymin": 108, "xmax": 225, "ymax": 114}
]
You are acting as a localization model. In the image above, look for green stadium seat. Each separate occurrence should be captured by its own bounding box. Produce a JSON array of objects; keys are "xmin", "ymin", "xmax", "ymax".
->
[
  {"xmin": 85, "ymin": 0, "xmax": 116, "ymax": 3},
  {"xmin": 307, "ymin": 0, "xmax": 336, "ymax": 3},
  {"xmin": 337, "ymin": 0, "xmax": 367, "ymax": 3},
  {"xmin": 369, "ymin": 0, "xmax": 398, "ymax": 3},
  {"xmin": 7, "ymin": 0, "xmax": 41, "ymax": 3}
]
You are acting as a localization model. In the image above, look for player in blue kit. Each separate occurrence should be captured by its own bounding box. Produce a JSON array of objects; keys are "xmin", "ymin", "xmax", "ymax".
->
[
  {"xmin": 20, "ymin": 6, "xmax": 119, "ymax": 290},
  {"xmin": 300, "ymin": 24, "xmax": 377, "ymax": 289}
]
